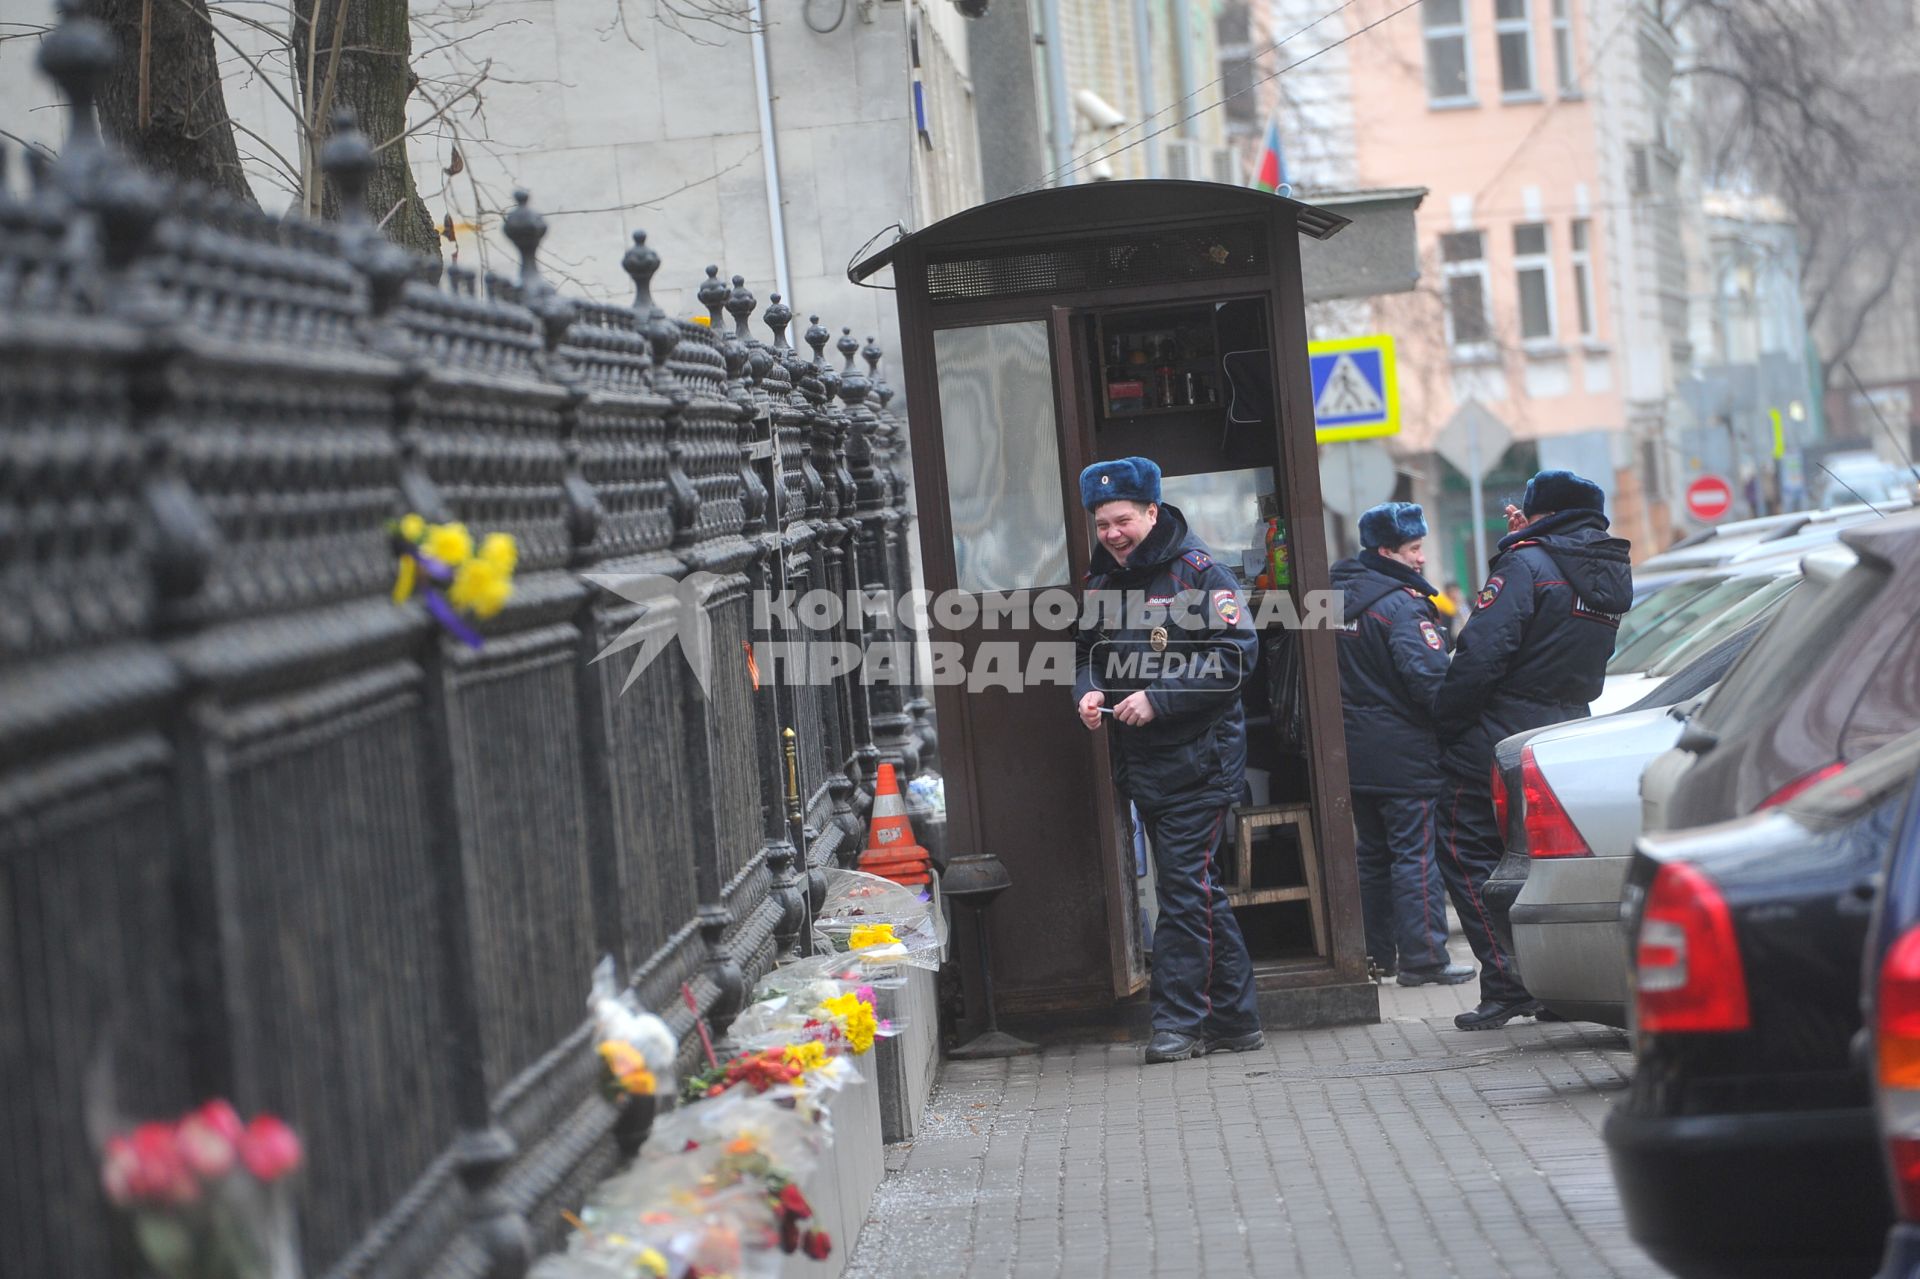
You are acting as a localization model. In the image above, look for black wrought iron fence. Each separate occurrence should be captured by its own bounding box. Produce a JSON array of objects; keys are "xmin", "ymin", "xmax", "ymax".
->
[{"xmin": 0, "ymin": 12, "xmax": 931, "ymax": 1278}]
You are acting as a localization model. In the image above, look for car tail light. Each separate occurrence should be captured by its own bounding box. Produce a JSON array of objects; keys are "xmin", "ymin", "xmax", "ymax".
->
[
  {"xmin": 1877, "ymin": 926, "xmax": 1920, "ymax": 1220},
  {"xmin": 1635, "ymin": 861, "xmax": 1751, "ymax": 1034},
  {"xmin": 1758, "ymin": 761, "xmax": 1844, "ymax": 810},
  {"xmin": 1520, "ymin": 745, "xmax": 1590, "ymax": 858},
  {"xmin": 1492, "ymin": 763, "xmax": 1510, "ymax": 838}
]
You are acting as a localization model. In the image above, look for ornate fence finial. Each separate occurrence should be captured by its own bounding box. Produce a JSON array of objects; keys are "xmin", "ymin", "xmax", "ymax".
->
[
  {"xmin": 836, "ymin": 329, "xmax": 870, "ymax": 406},
  {"xmin": 622, "ymin": 230, "xmax": 662, "ymax": 317},
  {"xmin": 319, "ymin": 109, "xmax": 375, "ymax": 225},
  {"xmin": 726, "ymin": 274, "xmax": 754, "ymax": 341},
  {"xmin": 837, "ymin": 326, "xmax": 860, "ymax": 372},
  {"xmin": 38, "ymin": 1, "xmax": 113, "ymax": 156},
  {"xmin": 698, "ymin": 265, "xmax": 729, "ymax": 329},
  {"xmin": 764, "ymin": 292, "xmax": 792, "ymax": 354},
  {"xmin": 804, "ymin": 315, "xmax": 830, "ymax": 365},
  {"xmin": 503, "ymin": 189, "xmax": 547, "ymax": 288},
  {"xmin": 866, "ymin": 337, "xmax": 895, "ymax": 408}
]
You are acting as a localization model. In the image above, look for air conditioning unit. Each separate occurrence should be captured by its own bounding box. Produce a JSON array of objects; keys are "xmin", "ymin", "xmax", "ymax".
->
[
  {"xmin": 1209, "ymin": 146, "xmax": 1241, "ymax": 185},
  {"xmin": 1162, "ymin": 139, "xmax": 1203, "ymax": 181}
]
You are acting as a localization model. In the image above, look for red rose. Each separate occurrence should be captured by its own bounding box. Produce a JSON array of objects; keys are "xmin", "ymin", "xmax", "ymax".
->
[
  {"xmin": 803, "ymin": 1229, "xmax": 833, "ymax": 1260},
  {"xmin": 238, "ymin": 1114, "xmax": 303, "ymax": 1181},
  {"xmin": 779, "ymin": 1182, "xmax": 813, "ymax": 1219}
]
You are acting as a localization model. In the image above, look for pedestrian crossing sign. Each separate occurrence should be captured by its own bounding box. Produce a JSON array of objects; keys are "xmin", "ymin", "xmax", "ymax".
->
[{"xmin": 1308, "ymin": 334, "xmax": 1399, "ymax": 442}]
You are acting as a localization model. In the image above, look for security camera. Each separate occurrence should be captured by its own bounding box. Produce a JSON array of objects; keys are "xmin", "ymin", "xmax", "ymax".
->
[
  {"xmin": 1074, "ymin": 89, "xmax": 1126, "ymax": 130},
  {"xmin": 952, "ymin": 0, "xmax": 990, "ymax": 16}
]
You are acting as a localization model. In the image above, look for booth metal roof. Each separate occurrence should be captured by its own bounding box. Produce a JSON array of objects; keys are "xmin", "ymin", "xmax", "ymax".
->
[{"xmin": 848, "ymin": 180, "xmax": 1350, "ymax": 284}]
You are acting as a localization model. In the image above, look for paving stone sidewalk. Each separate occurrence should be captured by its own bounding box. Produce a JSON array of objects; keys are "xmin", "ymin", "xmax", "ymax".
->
[{"xmin": 846, "ymin": 949, "xmax": 1662, "ymax": 1279}]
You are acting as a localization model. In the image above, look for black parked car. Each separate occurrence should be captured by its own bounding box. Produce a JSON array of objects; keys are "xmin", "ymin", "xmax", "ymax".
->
[
  {"xmin": 1863, "ymin": 773, "xmax": 1920, "ymax": 1278},
  {"xmin": 1606, "ymin": 729, "xmax": 1920, "ymax": 1278}
]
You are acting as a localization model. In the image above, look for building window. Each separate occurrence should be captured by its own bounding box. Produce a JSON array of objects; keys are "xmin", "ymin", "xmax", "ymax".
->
[
  {"xmin": 1552, "ymin": 0, "xmax": 1579, "ymax": 95},
  {"xmin": 1514, "ymin": 222, "xmax": 1555, "ymax": 342},
  {"xmin": 1441, "ymin": 230, "xmax": 1493, "ymax": 350},
  {"xmin": 1570, "ymin": 217, "xmax": 1595, "ymax": 337},
  {"xmin": 1424, "ymin": 0, "xmax": 1475, "ymax": 106},
  {"xmin": 1495, "ymin": 0, "xmax": 1537, "ymax": 99}
]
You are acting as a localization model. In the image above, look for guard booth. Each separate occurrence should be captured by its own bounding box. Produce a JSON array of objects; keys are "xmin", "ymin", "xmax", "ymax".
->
[{"xmin": 851, "ymin": 181, "xmax": 1379, "ymax": 1033}]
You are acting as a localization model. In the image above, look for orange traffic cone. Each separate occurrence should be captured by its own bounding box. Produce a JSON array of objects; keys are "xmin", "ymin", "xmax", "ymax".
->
[{"xmin": 860, "ymin": 764, "xmax": 932, "ymax": 886}]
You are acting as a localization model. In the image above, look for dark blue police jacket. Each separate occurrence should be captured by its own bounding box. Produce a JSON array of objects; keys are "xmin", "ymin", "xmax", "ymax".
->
[
  {"xmin": 1072, "ymin": 504, "xmax": 1259, "ymax": 808},
  {"xmin": 1435, "ymin": 510, "xmax": 1633, "ymax": 783},
  {"xmin": 1332, "ymin": 551, "xmax": 1450, "ymax": 796}
]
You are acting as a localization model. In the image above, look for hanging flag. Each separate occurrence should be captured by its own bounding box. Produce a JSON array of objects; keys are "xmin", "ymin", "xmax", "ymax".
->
[{"xmin": 1252, "ymin": 113, "xmax": 1291, "ymax": 197}]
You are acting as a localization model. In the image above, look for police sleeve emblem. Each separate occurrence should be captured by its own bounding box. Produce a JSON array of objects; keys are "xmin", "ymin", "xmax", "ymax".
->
[
  {"xmin": 1475, "ymin": 575, "xmax": 1505, "ymax": 610},
  {"xmin": 1419, "ymin": 619, "xmax": 1444, "ymax": 651},
  {"xmin": 1212, "ymin": 589, "xmax": 1242, "ymax": 626}
]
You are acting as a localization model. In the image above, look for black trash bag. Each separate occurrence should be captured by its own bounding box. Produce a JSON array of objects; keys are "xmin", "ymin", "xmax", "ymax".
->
[{"xmin": 1262, "ymin": 627, "xmax": 1308, "ymax": 757}]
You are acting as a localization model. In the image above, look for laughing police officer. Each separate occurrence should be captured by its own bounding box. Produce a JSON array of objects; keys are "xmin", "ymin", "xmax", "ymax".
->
[
  {"xmin": 1333, "ymin": 503, "xmax": 1476, "ymax": 989},
  {"xmin": 1072, "ymin": 457, "xmax": 1264, "ymax": 1064},
  {"xmin": 1434, "ymin": 469, "xmax": 1633, "ymax": 1029}
]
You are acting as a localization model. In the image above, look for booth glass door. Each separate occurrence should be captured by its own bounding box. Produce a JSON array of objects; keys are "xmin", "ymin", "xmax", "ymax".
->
[{"xmin": 930, "ymin": 319, "xmax": 1147, "ymax": 1004}]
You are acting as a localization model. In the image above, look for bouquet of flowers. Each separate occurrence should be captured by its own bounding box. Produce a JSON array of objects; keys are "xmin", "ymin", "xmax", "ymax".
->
[
  {"xmin": 100, "ymin": 1100, "xmax": 304, "ymax": 1279},
  {"xmin": 811, "ymin": 869, "xmax": 944, "ymax": 970},
  {"xmin": 389, "ymin": 513, "xmax": 518, "ymax": 647},
  {"xmin": 588, "ymin": 957, "xmax": 678, "ymax": 1103}
]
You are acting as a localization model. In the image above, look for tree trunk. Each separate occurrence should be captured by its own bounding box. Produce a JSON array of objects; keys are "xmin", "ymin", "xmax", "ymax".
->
[
  {"xmin": 295, "ymin": 0, "xmax": 441, "ymax": 259},
  {"xmin": 93, "ymin": 0, "xmax": 258, "ymax": 205}
]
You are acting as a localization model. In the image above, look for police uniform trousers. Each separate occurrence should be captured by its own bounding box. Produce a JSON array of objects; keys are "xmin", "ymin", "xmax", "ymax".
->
[
  {"xmin": 1138, "ymin": 799, "xmax": 1262, "ymax": 1038},
  {"xmin": 1436, "ymin": 778, "xmax": 1529, "ymax": 1004},
  {"xmin": 1353, "ymin": 795, "xmax": 1451, "ymax": 974}
]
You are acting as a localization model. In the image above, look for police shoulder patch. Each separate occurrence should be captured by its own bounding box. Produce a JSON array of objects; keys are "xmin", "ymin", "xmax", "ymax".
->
[
  {"xmin": 1475, "ymin": 575, "xmax": 1505, "ymax": 610},
  {"xmin": 1418, "ymin": 619, "xmax": 1444, "ymax": 651}
]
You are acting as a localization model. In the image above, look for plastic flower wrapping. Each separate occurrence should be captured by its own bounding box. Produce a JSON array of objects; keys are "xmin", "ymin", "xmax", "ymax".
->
[
  {"xmin": 549, "ymin": 1093, "xmax": 835, "ymax": 1278},
  {"xmin": 589, "ymin": 958, "xmax": 678, "ymax": 1102},
  {"xmin": 725, "ymin": 954, "xmax": 890, "ymax": 1054},
  {"xmin": 906, "ymin": 771, "xmax": 945, "ymax": 821},
  {"xmin": 98, "ymin": 1099, "xmax": 305, "ymax": 1279},
  {"xmin": 811, "ymin": 868, "xmax": 946, "ymax": 971}
]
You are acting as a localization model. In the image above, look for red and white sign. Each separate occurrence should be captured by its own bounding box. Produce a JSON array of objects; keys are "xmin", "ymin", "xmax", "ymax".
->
[{"xmin": 1686, "ymin": 474, "xmax": 1734, "ymax": 522}]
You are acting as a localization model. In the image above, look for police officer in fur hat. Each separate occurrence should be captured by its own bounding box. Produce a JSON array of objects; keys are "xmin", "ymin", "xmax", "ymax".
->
[
  {"xmin": 1333, "ymin": 503, "xmax": 1476, "ymax": 989},
  {"xmin": 1434, "ymin": 469, "xmax": 1633, "ymax": 1029},
  {"xmin": 1072, "ymin": 456, "xmax": 1264, "ymax": 1063}
]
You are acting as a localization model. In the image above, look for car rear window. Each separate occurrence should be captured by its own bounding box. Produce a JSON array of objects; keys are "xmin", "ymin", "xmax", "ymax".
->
[
  {"xmin": 1616, "ymin": 577, "xmax": 1722, "ymax": 650},
  {"xmin": 1645, "ymin": 576, "xmax": 1798, "ymax": 677},
  {"xmin": 1696, "ymin": 557, "xmax": 1892, "ymax": 740},
  {"xmin": 1608, "ymin": 576, "xmax": 1774, "ymax": 674},
  {"xmin": 1840, "ymin": 593, "xmax": 1920, "ymax": 756},
  {"xmin": 1787, "ymin": 726, "xmax": 1920, "ymax": 826}
]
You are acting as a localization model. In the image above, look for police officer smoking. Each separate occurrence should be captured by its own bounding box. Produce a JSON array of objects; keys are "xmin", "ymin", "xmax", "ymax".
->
[
  {"xmin": 1072, "ymin": 456, "xmax": 1265, "ymax": 1064},
  {"xmin": 1433, "ymin": 469, "xmax": 1633, "ymax": 1030}
]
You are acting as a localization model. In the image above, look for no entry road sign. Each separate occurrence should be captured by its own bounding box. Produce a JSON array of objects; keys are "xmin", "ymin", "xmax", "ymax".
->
[{"xmin": 1686, "ymin": 473, "xmax": 1734, "ymax": 522}]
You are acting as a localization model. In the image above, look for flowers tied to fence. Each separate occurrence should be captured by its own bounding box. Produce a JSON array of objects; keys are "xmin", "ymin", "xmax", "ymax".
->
[
  {"xmin": 100, "ymin": 1099, "xmax": 305, "ymax": 1279},
  {"xmin": 389, "ymin": 514, "xmax": 519, "ymax": 647}
]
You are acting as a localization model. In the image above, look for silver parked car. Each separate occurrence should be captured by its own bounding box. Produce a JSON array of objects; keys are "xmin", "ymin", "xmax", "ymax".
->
[{"xmin": 1498, "ymin": 701, "xmax": 1695, "ymax": 1026}]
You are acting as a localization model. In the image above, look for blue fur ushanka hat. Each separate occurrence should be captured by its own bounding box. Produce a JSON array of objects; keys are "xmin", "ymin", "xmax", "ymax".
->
[
  {"xmin": 1522, "ymin": 469, "xmax": 1605, "ymax": 516},
  {"xmin": 1359, "ymin": 501, "xmax": 1427, "ymax": 551},
  {"xmin": 1080, "ymin": 456, "xmax": 1162, "ymax": 511}
]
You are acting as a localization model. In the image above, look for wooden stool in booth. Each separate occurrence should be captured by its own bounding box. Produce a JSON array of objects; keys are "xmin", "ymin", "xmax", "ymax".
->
[{"xmin": 1228, "ymin": 805, "xmax": 1327, "ymax": 957}]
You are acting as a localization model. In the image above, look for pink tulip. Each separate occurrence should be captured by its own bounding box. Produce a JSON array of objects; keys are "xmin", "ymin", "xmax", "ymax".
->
[
  {"xmin": 128, "ymin": 1122, "xmax": 199, "ymax": 1205},
  {"xmin": 177, "ymin": 1101, "xmax": 241, "ymax": 1179},
  {"xmin": 100, "ymin": 1135, "xmax": 139, "ymax": 1207},
  {"xmin": 239, "ymin": 1114, "xmax": 303, "ymax": 1181}
]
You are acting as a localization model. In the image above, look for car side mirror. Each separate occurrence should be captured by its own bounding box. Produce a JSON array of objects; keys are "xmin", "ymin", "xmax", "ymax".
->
[{"xmin": 1677, "ymin": 723, "xmax": 1719, "ymax": 756}]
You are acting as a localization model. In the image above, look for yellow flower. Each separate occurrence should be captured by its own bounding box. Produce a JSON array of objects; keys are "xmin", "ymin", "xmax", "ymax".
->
[
  {"xmin": 424, "ymin": 521, "xmax": 474, "ymax": 567},
  {"xmin": 848, "ymin": 923, "xmax": 898, "ymax": 951},
  {"xmin": 391, "ymin": 555, "xmax": 418, "ymax": 604},
  {"xmin": 819, "ymin": 991, "xmax": 878, "ymax": 1054},
  {"xmin": 479, "ymin": 531, "xmax": 518, "ymax": 573},
  {"xmin": 399, "ymin": 512, "xmax": 427, "ymax": 542},
  {"xmin": 637, "ymin": 1248, "xmax": 670, "ymax": 1278},
  {"xmin": 449, "ymin": 557, "xmax": 512, "ymax": 619},
  {"xmin": 783, "ymin": 1041, "xmax": 829, "ymax": 1072},
  {"xmin": 597, "ymin": 1040, "xmax": 657, "ymax": 1095}
]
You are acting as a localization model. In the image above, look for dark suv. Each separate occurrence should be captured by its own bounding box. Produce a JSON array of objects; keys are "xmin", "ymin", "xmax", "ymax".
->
[{"xmin": 1643, "ymin": 511, "xmax": 1920, "ymax": 831}]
